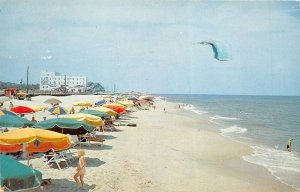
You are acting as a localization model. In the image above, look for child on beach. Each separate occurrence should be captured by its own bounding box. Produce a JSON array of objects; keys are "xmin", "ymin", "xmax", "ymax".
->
[{"xmin": 73, "ymin": 149, "xmax": 87, "ymax": 189}]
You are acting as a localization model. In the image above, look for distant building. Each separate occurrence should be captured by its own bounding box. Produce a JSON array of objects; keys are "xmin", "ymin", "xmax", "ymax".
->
[
  {"xmin": 40, "ymin": 70, "xmax": 87, "ymax": 92},
  {"xmin": 86, "ymin": 82, "xmax": 105, "ymax": 93}
]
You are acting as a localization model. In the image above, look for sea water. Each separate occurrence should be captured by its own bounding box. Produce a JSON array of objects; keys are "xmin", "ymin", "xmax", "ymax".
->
[{"xmin": 159, "ymin": 94, "xmax": 300, "ymax": 190}]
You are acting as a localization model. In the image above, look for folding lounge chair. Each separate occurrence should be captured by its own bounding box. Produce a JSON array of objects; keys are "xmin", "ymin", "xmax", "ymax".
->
[
  {"xmin": 67, "ymin": 134, "xmax": 81, "ymax": 148},
  {"xmin": 43, "ymin": 152, "xmax": 69, "ymax": 170},
  {"xmin": 79, "ymin": 134, "xmax": 105, "ymax": 147}
]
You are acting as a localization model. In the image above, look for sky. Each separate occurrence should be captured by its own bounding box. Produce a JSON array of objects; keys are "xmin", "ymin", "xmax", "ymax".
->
[{"xmin": 0, "ymin": 0, "xmax": 300, "ymax": 95}]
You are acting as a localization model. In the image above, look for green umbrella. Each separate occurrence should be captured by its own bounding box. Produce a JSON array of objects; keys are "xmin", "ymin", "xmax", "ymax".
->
[
  {"xmin": 0, "ymin": 115, "xmax": 34, "ymax": 128},
  {"xmin": 33, "ymin": 118, "xmax": 95, "ymax": 135},
  {"xmin": 0, "ymin": 154, "xmax": 42, "ymax": 191},
  {"xmin": 80, "ymin": 110, "xmax": 110, "ymax": 119}
]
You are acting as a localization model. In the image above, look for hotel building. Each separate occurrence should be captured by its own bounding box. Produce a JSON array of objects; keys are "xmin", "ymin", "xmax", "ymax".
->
[{"xmin": 40, "ymin": 70, "xmax": 87, "ymax": 92}]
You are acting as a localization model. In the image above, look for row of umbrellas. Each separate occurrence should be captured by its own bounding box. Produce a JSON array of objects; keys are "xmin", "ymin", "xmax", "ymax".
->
[
  {"xmin": 0, "ymin": 95, "xmax": 155, "ymax": 191},
  {"xmin": 0, "ymin": 104, "xmax": 122, "ymax": 117}
]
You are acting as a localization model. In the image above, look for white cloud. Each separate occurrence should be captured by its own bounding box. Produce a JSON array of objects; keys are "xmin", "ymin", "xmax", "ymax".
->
[{"xmin": 40, "ymin": 56, "xmax": 52, "ymax": 60}]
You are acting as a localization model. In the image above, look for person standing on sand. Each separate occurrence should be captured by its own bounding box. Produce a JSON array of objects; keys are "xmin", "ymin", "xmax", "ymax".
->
[
  {"xmin": 9, "ymin": 102, "xmax": 14, "ymax": 110},
  {"xmin": 73, "ymin": 150, "xmax": 87, "ymax": 189},
  {"xmin": 287, "ymin": 138, "xmax": 293, "ymax": 152}
]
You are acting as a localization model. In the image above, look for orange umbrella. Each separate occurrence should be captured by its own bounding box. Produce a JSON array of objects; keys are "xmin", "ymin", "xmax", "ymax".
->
[{"xmin": 0, "ymin": 128, "xmax": 71, "ymax": 153}]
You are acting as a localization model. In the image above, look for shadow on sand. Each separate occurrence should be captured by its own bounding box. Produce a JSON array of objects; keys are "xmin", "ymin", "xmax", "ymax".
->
[
  {"xmin": 80, "ymin": 144, "xmax": 112, "ymax": 151},
  {"xmin": 69, "ymin": 157, "xmax": 106, "ymax": 168},
  {"xmin": 42, "ymin": 178, "xmax": 96, "ymax": 192},
  {"xmin": 101, "ymin": 135, "xmax": 117, "ymax": 140}
]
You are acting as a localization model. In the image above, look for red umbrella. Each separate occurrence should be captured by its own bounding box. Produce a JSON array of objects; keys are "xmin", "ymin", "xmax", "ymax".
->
[
  {"xmin": 10, "ymin": 106, "xmax": 35, "ymax": 115},
  {"xmin": 104, "ymin": 105, "xmax": 125, "ymax": 114}
]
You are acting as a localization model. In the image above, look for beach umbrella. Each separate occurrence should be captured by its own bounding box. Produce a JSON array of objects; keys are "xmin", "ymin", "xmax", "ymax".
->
[
  {"xmin": 118, "ymin": 100, "xmax": 134, "ymax": 107},
  {"xmin": 44, "ymin": 98, "xmax": 62, "ymax": 104},
  {"xmin": 11, "ymin": 106, "xmax": 35, "ymax": 115},
  {"xmin": 29, "ymin": 106, "xmax": 48, "ymax": 112},
  {"xmin": 17, "ymin": 91, "xmax": 26, "ymax": 96},
  {"xmin": 34, "ymin": 118, "xmax": 94, "ymax": 135},
  {"xmin": 0, "ymin": 110, "xmax": 17, "ymax": 116},
  {"xmin": 48, "ymin": 106, "xmax": 68, "ymax": 116},
  {"xmin": 64, "ymin": 113, "xmax": 104, "ymax": 127},
  {"xmin": 92, "ymin": 106, "xmax": 117, "ymax": 116},
  {"xmin": 128, "ymin": 97, "xmax": 138, "ymax": 101},
  {"xmin": 104, "ymin": 105, "xmax": 125, "ymax": 114},
  {"xmin": 95, "ymin": 99, "xmax": 106, "ymax": 106},
  {"xmin": 73, "ymin": 101, "xmax": 93, "ymax": 107},
  {"xmin": 80, "ymin": 110, "xmax": 110, "ymax": 119},
  {"xmin": 0, "ymin": 128, "xmax": 71, "ymax": 153},
  {"xmin": 103, "ymin": 103, "xmax": 126, "ymax": 108},
  {"xmin": 0, "ymin": 154, "xmax": 42, "ymax": 191},
  {"xmin": 0, "ymin": 115, "xmax": 34, "ymax": 128}
]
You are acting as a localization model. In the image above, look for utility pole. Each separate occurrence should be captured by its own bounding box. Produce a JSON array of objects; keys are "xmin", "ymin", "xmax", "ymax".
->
[
  {"xmin": 114, "ymin": 84, "xmax": 116, "ymax": 93},
  {"xmin": 64, "ymin": 75, "xmax": 67, "ymax": 94},
  {"xmin": 26, "ymin": 66, "xmax": 29, "ymax": 94}
]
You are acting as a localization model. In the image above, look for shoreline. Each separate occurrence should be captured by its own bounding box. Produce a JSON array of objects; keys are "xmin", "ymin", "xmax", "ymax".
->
[{"xmin": 158, "ymin": 98, "xmax": 298, "ymax": 192}]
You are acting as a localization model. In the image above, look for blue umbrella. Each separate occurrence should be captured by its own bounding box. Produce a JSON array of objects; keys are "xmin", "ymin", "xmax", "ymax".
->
[
  {"xmin": 0, "ymin": 110, "xmax": 17, "ymax": 116},
  {"xmin": 0, "ymin": 154, "xmax": 42, "ymax": 191},
  {"xmin": 95, "ymin": 99, "xmax": 106, "ymax": 106},
  {"xmin": 0, "ymin": 115, "xmax": 34, "ymax": 128}
]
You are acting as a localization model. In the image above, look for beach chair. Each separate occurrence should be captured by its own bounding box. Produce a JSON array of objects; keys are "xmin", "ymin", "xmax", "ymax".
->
[
  {"xmin": 78, "ymin": 133, "xmax": 105, "ymax": 147},
  {"xmin": 58, "ymin": 149, "xmax": 76, "ymax": 164},
  {"xmin": 43, "ymin": 152, "xmax": 69, "ymax": 170},
  {"xmin": 67, "ymin": 134, "xmax": 81, "ymax": 147}
]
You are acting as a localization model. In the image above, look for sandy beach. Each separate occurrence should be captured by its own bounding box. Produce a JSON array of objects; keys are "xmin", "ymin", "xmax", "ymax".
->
[{"xmin": 1, "ymin": 95, "xmax": 297, "ymax": 192}]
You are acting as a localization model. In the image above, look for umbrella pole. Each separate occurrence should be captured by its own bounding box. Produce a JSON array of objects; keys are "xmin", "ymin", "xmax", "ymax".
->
[
  {"xmin": 27, "ymin": 153, "xmax": 30, "ymax": 166},
  {"xmin": 23, "ymin": 143, "xmax": 30, "ymax": 166}
]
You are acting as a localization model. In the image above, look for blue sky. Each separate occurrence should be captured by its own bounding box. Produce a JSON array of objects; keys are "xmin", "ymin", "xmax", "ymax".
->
[{"xmin": 1, "ymin": 1, "xmax": 300, "ymax": 95}]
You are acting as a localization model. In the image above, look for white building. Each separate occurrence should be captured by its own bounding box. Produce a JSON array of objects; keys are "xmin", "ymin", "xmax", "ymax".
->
[{"xmin": 40, "ymin": 70, "xmax": 87, "ymax": 92}]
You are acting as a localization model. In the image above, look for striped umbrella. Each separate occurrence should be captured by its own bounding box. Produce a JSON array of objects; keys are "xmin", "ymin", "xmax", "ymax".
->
[
  {"xmin": 0, "ymin": 110, "xmax": 17, "ymax": 116},
  {"xmin": 48, "ymin": 107, "xmax": 68, "ymax": 116}
]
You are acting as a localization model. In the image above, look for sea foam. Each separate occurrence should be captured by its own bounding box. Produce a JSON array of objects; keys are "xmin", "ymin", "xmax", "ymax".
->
[
  {"xmin": 210, "ymin": 115, "xmax": 240, "ymax": 121},
  {"xmin": 243, "ymin": 145, "xmax": 300, "ymax": 190},
  {"xmin": 220, "ymin": 125, "xmax": 247, "ymax": 134},
  {"xmin": 184, "ymin": 104, "xmax": 207, "ymax": 115}
]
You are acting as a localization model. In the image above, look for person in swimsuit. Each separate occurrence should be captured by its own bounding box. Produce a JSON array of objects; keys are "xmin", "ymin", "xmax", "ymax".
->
[
  {"xmin": 287, "ymin": 138, "xmax": 293, "ymax": 152},
  {"xmin": 73, "ymin": 149, "xmax": 87, "ymax": 189}
]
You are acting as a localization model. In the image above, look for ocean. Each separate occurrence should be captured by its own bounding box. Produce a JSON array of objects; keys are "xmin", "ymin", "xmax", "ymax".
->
[{"xmin": 158, "ymin": 94, "xmax": 300, "ymax": 190}]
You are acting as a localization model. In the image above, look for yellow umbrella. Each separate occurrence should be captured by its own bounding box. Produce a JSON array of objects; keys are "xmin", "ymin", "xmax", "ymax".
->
[
  {"xmin": 17, "ymin": 92, "xmax": 26, "ymax": 96},
  {"xmin": 118, "ymin": 100, "xmax": 134, "ymax": 107},
  {"xmin": 0, "ymin": 128, "xmax": 71, "ymax": 153},
  {"xmin": 29, "ymin": 106, "xmax": 49, "ymax": 112},
  {"xmin": 65, "ymin": 113, "xmax": 104, "ymax": 127},
  {"xmin": 103, "ymin": 103, "xmax": 126, "ymax": 108},
  {"xmin": 92, "ymin": 106, "xmax": 117, "ymax": 116},
  {"xmin": 73, "ymin": 101, "xmax": 93, "ymax": 107}
]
